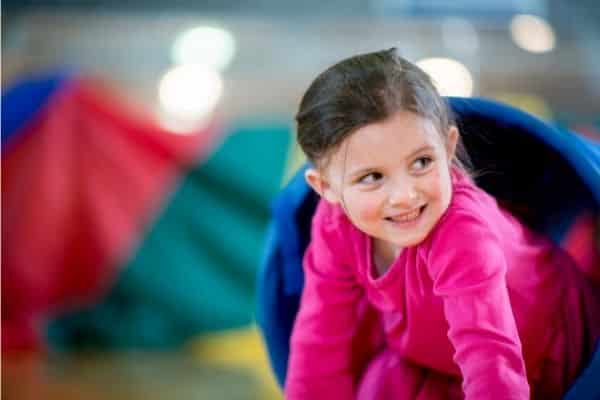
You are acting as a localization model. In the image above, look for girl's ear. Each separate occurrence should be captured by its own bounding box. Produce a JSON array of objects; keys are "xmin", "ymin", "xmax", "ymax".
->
[
  {"xmin": 305, "ymin": 168, "xmax": 341, "ymax": 204},
  {"xmin": 446, "ymin": 126, "xmax": 459, "ymax": 164}
]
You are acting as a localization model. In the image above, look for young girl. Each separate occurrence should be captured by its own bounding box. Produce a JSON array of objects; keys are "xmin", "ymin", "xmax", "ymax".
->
[{"xmin": 285, "ymin": 48, "xmax": 600, "ymax": 399}]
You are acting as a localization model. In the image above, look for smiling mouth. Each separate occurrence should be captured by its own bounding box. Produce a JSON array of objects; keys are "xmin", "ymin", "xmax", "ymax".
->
[{"xmin": 385, "ymin": 205, "xmax": 427, "ymax": 223}]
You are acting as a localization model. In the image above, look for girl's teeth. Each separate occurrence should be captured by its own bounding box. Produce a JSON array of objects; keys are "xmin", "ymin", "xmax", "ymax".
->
[{"xmin": 392, "ymin": 209, "xmax": 420, "ymax": 222}]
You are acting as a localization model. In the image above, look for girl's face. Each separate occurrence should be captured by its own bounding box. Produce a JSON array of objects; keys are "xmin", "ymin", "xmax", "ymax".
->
[{"xmin": 307, "ymin": 110, "xmax": 458, "ymax": 251}]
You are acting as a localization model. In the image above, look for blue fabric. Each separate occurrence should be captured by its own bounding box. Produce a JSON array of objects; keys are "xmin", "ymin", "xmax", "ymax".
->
[
  {"xmin": 256, "ymin": 164, "xmax": 318, "ymax": 385},
  {"xmin": 564, "ymin": 339, "xmax": 600, "ymax": 400},
  {"xmin": 256, "ymin": 97, "xmax": 600, "ymax": 396},
  {"xmin": 2, "ymin": 71, "xmax": 71, "ymax": 150},
  {"xmin": 272, "ymin": 163, "xmax": 315, "ymax": 296},
  {"xmin": 448, "ymin": 97, "xmax": 600, "ymax": 204},
  {"xmin": 447, "ymin": 97, "xmax": 598, "ymax": 244}
]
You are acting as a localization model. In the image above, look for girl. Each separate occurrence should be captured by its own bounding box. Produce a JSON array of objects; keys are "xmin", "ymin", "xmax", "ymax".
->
[{"xmin": 285, "ymin": 48, "xmax": 600, "ymax": 399}]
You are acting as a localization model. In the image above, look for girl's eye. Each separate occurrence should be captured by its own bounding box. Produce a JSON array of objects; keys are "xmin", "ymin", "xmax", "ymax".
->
[
  {"xmin": 412, "ymin": 156, "xmax": 433, "ymax": 171},
  {"xmin": 358, "ymin": 172, "xmax": 383, "ymax": 184}
]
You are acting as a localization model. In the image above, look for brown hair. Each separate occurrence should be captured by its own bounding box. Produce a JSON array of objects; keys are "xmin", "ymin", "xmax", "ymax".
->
[{"xmin": 296, "ymin": 48, "xmax": 471, "ymax": 172}]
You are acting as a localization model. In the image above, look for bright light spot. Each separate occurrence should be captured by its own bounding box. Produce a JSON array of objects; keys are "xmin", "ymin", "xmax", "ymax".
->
[
  {"xmin": 158, "ymin": 64, "xmax": 223, "ymax": 133},
  {"xmin": 510, "ymin": 14, "xmax": 555, "ymax": 54},
  {"xmin": 441, "ymin": 17, "xmax": 479, "ymax": 55},
  {"xmin": 416, "ymin": 57, "xmax": 474, "ymax": 97},
  {"xmin": 172, "ymin": 26, "xmax": 236, "ymax": 70}
]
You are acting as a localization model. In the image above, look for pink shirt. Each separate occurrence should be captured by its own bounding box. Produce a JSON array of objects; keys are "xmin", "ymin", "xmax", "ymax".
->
[{"xmin": 286, "ymin": 171, "xmax": 577, "ymax": 399}]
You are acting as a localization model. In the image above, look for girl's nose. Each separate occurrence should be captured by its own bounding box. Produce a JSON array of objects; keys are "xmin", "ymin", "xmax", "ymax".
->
[{"xmin": 388, "ymin": 181, "xmax": 418, "ymax": 208}]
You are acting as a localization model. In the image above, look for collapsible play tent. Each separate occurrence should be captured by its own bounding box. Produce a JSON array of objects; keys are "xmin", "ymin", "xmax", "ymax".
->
[
  {"xmin": 2, "ymin": 72, "xmax": 292, "ymax": 352},
  {"xmin": 257, "ymin": 97, "xmax": 600, "ymax": 399}
]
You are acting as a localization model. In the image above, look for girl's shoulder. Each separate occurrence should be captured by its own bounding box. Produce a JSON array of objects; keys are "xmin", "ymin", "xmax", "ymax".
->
[
  {"xmin": 421, "ymin": 171, "xmax": 505, "ymax": 252},
  {"xmin": 313, "ymin": 199, "xmax": 355, "ymax": 235},
  {"xmin": 311, "ymin": 199, "xmax": 364, "ymax": 267},
  {"xmin": 314, "ymin": 198, "xmax": 366, "ymax": 244},
  {"xmin": 418, "ymin": 181, "xmax": 511, "ymax": 280},
  {"xmin": 448, "ymin": 167, "xmax": 505, "ymax": 220}
]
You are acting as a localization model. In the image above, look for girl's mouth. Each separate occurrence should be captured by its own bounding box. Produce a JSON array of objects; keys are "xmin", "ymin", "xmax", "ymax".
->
[{"xmin": 385, "ymin": 205, "xmax": 427, "ymax": 225}]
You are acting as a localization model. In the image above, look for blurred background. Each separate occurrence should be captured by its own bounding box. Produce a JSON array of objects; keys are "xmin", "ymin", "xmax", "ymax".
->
[{"xmin": 2, "ymin": 1, "xmax": 599, "ymax": 399}]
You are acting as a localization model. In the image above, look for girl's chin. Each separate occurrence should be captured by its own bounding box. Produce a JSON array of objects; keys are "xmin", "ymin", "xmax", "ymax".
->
[{"xmin": 383, "ymin": 228, "xmax": 431, "ymax": 248}]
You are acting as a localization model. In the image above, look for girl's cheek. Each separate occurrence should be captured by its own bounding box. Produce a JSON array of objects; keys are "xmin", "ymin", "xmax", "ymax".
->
[
  {"xmin": 425, "ymin": 167, "xmax": 453, "ymax": 210},
  {"xmin": 423, "ymin": 169, "xmax": 443, "ymax": 199},
  {"xmin": 354, "ymin": 195, "xmax": 383, "ymax": 221}
]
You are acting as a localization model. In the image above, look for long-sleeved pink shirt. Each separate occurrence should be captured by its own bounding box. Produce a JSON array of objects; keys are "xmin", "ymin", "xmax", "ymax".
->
[{"xmin": 286, "ymin": 171, "xmax": 594, "ymax": 399}]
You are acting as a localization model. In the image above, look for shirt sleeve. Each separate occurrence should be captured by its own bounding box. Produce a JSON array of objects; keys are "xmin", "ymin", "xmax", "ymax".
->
[
  {"xmin": 285, "ymin": 202, "xmax": 363, "ymax": 400},
  {"xmin": 426, "ymin": 210, "xmax": 530, "ymax": 400}
]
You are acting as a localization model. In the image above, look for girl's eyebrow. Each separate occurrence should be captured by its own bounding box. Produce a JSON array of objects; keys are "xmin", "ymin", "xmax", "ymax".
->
[{"xmin": 405, "ymin": 144, "xmax": 434, "ymax": 160}]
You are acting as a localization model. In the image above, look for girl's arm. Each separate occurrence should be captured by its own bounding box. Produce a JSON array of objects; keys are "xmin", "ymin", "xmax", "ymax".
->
[
  {"xmin": 427, "ymin": 211, "xmax": 530, "ymax": 400},
  {"xmin": 285, "ymin": 202, "xmax": 362, "ymax": 400}
]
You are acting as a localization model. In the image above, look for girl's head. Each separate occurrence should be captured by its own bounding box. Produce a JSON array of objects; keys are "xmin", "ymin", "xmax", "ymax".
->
[{"xmin": 297, "ymin": 48, "xmax": 471, "ymax": 249}]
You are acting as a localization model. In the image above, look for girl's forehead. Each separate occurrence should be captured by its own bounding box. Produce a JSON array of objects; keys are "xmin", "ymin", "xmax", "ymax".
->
[{"xmin": 329, "ymin": 113, "xmax": 444, "ymax": 167}]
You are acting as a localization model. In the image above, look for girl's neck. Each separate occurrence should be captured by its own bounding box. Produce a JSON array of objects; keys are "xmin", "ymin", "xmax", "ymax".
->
[{"xmin": 372, "ymin": 238, "xmax": 402, "ymax": 277}]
